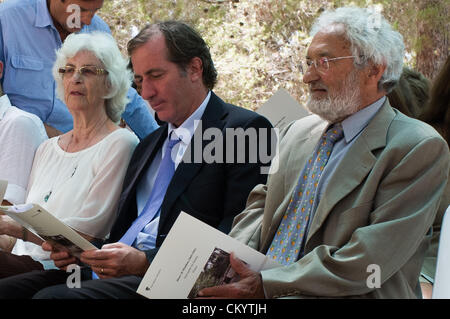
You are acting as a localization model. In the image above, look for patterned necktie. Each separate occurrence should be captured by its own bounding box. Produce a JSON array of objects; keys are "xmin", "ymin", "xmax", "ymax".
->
[
  {"xmin": 266, "ymin": 124, "xmax": 344, "ymax": 265},
  {"xmin": 119, "ymin": 134, "xmax": 181, "ymax": 246}
]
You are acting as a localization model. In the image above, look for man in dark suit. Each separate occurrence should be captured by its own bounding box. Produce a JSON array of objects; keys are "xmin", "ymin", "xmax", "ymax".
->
[{"xmin": 0, "ymin": 21, "xmax": 274, "ymax": 298}]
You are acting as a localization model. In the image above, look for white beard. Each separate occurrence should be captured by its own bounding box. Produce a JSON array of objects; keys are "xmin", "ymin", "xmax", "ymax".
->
[{"xmin": 306, "ymin": 70, "xmax": 361, "ymax": 123}]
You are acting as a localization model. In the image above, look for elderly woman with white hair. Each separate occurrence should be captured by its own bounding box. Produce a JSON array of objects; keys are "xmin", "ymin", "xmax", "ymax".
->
[{"xmin": 0, "ymin": 32, "xmax": 140, "ymax": 278}]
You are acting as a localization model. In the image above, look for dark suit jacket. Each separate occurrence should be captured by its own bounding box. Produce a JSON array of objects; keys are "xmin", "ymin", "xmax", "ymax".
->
[{"xmin": 108, "ymin": 92, "xmax": 274, "ymax": 263}]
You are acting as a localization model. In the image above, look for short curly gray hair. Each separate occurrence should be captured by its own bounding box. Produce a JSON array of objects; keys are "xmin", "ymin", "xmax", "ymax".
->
[
  {"xmin": 52, "ymin": 32, "xmax": 132, "ymax": 123},
  {"xmin": 311, "ymin": 6, "xmax": 405, "ymax": 93}
]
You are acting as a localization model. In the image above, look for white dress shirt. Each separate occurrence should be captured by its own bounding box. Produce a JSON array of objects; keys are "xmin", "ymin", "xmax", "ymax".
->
[{"xmin": 134, "ymin": 91, "xmax": 211, "ymax": 250}]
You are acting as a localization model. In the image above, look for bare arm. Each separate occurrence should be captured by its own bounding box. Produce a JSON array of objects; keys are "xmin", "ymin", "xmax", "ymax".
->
[{"xmin": 0, "ymin": 215, "xmax": 43, "ymax": 246}]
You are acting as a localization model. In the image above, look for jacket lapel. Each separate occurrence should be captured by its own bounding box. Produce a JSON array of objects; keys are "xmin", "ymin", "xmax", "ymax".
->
[
  {"xmin": 261, "ymin": 117, "xmax": 326, "ymax": 249},
  {"xmin": 158, "ymin": 92, "xmax": 227, "ymax": 228},
  {"xmin": 111, "ymin": 125, "xmax": 167, "ymax": 240},
  {"xmin": 121, "ymin": 125, "xmax": 167, "ymax": 212},
  {"xmin": 305, "ymin": 100, "xmax": 396, "ymax": 243},
  {"xmin": 284, "ymin": 123, "xmax": 326, "ymax": 195}
]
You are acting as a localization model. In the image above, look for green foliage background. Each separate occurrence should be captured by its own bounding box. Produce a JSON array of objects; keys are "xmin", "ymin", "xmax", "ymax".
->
[
  {"xmin": 0, "ymin": 0, "xmax": 446, "ymax": 110},
  {"xmin": 98, "ymin": 0, "xmax": 448, "ymax": 110}
]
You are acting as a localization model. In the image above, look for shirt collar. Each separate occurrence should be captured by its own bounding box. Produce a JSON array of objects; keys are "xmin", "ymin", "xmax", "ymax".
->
[
  {"xmin": 167, "ymin": 91, "xmax": 211, "ymax": 144},
  {"xmin": 35, "ymin": 0, "xmax": 54, "ymax": 28},
  {"xmin": 0, "ymin": 94, "xmax": 12, "ymax": 121},
  {"xmin": 341, "ymin": 96, "xmax": 386, "ymax": 143}
]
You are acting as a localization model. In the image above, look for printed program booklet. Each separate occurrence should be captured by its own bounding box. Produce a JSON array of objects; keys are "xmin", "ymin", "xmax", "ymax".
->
[
  {"xmin": 256, "ymin": 88, "xmax": 310, "ymax": 129},
  {"xmin": 0, "ymin": 180, "xmax": 96, "ymax": 257},
  {"xmin": 137, "ymin": 212, "xmax": 280, "ymax": 299}
]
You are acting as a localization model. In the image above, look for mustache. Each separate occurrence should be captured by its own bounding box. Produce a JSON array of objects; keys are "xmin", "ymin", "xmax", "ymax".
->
[{"xmin": 309, "ymin": 83, "xmax": 328, "ymax": 91}]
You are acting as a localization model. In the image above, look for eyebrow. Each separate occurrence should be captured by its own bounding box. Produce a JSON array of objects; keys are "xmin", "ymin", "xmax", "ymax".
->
[
  {"xmin": 64, "ymin": 63, "xmax": 100, "ymax": 67},
  {"xmin": 306, "ymin": 51, "xmax": 332, "ymax": 59},
  {"xmin": 143, "ymin": 68, "xmax": 165, "ymax": 76},
  {"xmin": 79, "ymin": 6, "xmax": 102, "ymax": 12}
]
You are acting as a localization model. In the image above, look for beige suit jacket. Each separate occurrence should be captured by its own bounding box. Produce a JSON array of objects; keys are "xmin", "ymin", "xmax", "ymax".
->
[{"xmin": 229, "ymin": 100, "xmax": 450, "ymax": 298}]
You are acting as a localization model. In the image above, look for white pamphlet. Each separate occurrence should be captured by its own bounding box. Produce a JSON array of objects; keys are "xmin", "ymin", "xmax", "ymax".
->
[
  {"xmin": 256, "ymin": 88, "xmax": 310, "ymax": 129},
  {"xmin": 0, "ymin": 180, "xmax": 96, "ymax": 257},
  {"xmin": 137, "ymin": 212, "xmax": 280, "ymax": 299}
]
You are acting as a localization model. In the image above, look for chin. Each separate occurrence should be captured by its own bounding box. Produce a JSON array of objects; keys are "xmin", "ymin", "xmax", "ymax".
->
[
  {"xmin": 155, "ymin": 111, "xmax": 172, "ymax": 125},
  {"xmin": 307, "ymin": 96, "xmax": 359, "ymax": 124}
]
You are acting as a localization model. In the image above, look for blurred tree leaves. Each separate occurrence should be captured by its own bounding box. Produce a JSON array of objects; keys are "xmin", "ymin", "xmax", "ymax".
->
[
  {"xmin": 97, "ymin": 0, "xmax": 448, "ymax": 110},
  {"xmin": 0, "ymin": 0, "xmax": 446, "ymax": 109}
]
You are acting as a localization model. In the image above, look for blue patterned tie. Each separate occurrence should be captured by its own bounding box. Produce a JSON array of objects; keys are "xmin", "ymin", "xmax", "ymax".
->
[
  {"xmin": 266, "ymin": 124, "xmax": 344, "ymax": 265},
  {"xmin": 119, "ymin": 134, "xmax": 181, "ymax": 246}
]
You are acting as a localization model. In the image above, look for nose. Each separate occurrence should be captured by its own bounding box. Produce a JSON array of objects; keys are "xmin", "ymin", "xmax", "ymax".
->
[
  {"xmin": 302, "ymin": 65, "xmax": 320, "ymax": 84},
  {"xmin": 140, "ymin": 79, "xmax": 156, "ymax": 101},
  {"xmin": 70, "ymin": 70, "xmax": 83, "ymax": 83},
  {"xmin": 80, "ymin": 11, "xmax": 95, "ymax": 26}
]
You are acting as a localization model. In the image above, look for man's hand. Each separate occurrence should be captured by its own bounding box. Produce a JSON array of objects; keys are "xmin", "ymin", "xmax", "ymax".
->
[
  {"xmin": 197, "ymin": 253, "xmax": 265, "ymax": 299},
  {"xmin": 42, "ymin": 241, "xmax": 78, "ymax": 270},
  {"xmin": 80, "ymin": 242, "xmax": 150, "ymax": 279}
]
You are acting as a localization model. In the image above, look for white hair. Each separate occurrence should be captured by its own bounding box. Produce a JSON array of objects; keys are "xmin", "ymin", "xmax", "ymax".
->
[
  {"xmin": 311, "ymin": 6, "xmax": 405, "ymax": 93},
  {"xmin": 52, "ymin": 32, "xmax": 132, "ymax": 123}
]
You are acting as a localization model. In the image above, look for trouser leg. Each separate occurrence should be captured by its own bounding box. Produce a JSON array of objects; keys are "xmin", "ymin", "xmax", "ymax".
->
[
  {"xmin": 33, "ymin": 275, "xmax": 145, "ymax": 299},
  {"xmin": 0, "ymin": 269, "xmax": 67, "ymax": 299},
  {"xmin": 0, "ymin": 251, "xmax": 44, "ymax": 279}
]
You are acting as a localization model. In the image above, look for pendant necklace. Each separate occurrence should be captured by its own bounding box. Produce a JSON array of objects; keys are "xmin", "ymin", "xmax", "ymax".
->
[
  {"xmin": 44, "ymin": 133, "xmax": 75, "ymax": 203},
  {"xmin": 43, "ymin": 118, "xmax": 108, "ymax": 203}
]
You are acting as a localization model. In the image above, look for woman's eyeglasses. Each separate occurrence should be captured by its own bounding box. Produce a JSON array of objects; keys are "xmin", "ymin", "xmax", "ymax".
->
[{"xmin": 58, "ymin": 65, "xmax": 108, "ymax": 77}]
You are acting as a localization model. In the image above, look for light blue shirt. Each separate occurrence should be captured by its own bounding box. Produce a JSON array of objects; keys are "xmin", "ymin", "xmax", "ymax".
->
[
  {"xmin": 0, "ymin": 0, "xmax": 158, "ymax": 139},
  {"xmin": 300, "ymin": 96, "xmax": 386, "ymax": 255},
  {"xmin": 133, "ymin": 91, "xmax": 211, "ymax": 250}
]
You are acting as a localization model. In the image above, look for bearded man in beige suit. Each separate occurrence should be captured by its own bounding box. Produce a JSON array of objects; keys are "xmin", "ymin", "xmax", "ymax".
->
[{"xmin": 199, "ymin": 7, "xmax": 450, "ymax": 299}]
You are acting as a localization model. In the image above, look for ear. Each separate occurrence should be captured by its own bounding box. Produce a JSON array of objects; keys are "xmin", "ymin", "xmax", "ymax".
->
[
  {"xmin": 362, "ymin": 62, "xmax": 386, "ymax": 93},
  {"xmin": 103, "ymin": 76, "xmax": 113, "ymax": 97},
  {"xmin": 187, "ymin": 57, "xmax": 203, "ymax": 83},
  {"xmin": 367, "ymin": 63, "xmax": 386, "ymax": 82}
]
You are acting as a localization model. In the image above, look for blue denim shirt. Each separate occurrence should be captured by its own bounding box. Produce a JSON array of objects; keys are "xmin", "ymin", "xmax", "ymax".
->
[{"xmin": 0, "ymin": 0, "xmax": 158, "ymax": 139}]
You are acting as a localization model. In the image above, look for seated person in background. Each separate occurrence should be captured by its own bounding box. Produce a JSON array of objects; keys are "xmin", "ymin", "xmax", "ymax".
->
[
  {"xmin": 417, "ymin": 56, "xmax": 450, "ymax": 299},
  {"xmin": 387, "ymin": 67, "xmax": 430, "ymax": 118},
  {"xmin": 0, "ymin": 20, "xmax": 274, "ymax": 299},
  {"xmin": 198, "ymin": 6, "xmax": 450, "ymax": 299},
  {"xmin": 0, "ymin": 0, "xmax": 158, "ymax": 140},
  {"xmin": 0, "ymin": 32, "xmax": 139, "ymax": 278},
  {"xmin": 0, "ymin": 60, "xmax": 48, "ymax": 251}
]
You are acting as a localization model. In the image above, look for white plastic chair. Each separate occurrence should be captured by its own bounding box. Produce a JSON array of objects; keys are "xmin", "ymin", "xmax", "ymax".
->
[{"xmin": 432, "ymin": 205, "xmax": 450, "ymax": 299}]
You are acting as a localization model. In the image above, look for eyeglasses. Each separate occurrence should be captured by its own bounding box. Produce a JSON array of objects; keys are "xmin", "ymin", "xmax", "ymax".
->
[
  {"xmin": 299, "ymin": 56, "xmax": 358, "ymax": 74},
  {"xmin": 58, "ymin": 65, "xmax": 108, "ymax": 77}
]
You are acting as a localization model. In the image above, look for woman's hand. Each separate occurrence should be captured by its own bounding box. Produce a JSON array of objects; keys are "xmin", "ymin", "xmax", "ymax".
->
[
  {"xmin": 0, "ymin": 235, "xmax": 16, "ymax": 252},
  {"xmin": 0, "ymin": 215, "xmax": 22, "ymax": 238},
  {"xmin": 42, "ymin": 241, "xmax": 78, "ymax": 270}
]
